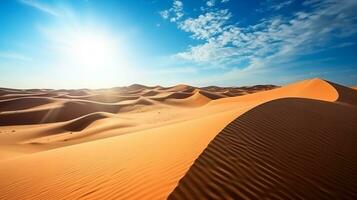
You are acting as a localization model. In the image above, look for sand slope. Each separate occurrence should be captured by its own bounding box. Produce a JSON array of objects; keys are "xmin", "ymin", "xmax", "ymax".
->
[
  {"xmin": 0, "ymin": 78, "xmax": 356, "ymax": 199},
  {"xmin": 169, "ymin": 98, "xmax": 357, "ymax": 199}
]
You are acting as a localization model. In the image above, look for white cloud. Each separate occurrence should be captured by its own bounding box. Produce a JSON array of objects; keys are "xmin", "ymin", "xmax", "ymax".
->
[
  {"xmin": 164, "ymin": 0, "xmax": 357, "ymax": 70},
  {"xmin": 18, "ymin": 0, "xmax": 60, "ymax": 16},
  {"xmin": 159, "ymin": 0, "xmax": 184, "ymax": 22},
  {"xmin": 177, "ymin": 42, "xmax": 221, "ymax": 62},
  {"xmin": 178, "ymin": 9, "xmax": 231, "ymax": 40},
  {"xmin": 159, "ymin": 10, "xmax": 169, "ymax": 19},
  {"xmin": 206, "ymin": 0, "xmax": 216, "ymax": 7},
  {"xmin": 221, "ymin": 0, "xmax": 230, "ymax": 3},
  {"xmin": 268, "ymin": 0, "xmax": 294, "ymax": 11}
]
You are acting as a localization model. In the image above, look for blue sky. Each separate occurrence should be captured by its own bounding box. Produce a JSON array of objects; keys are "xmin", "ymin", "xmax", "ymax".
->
[{"xmin": 0, "ymin": 0, "xmax": 356, "ymax": 88}]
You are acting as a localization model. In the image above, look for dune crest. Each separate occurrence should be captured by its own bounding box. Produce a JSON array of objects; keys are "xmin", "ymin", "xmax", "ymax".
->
[{"xmin": 211, "ymin": 78, "xmax": 338, "ymax": 107}]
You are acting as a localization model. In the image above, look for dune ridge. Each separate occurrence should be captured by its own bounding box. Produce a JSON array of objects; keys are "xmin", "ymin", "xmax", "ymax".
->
[{"xmin": 169, "ymin": 82, "xmax": 357, "ymax": 199}]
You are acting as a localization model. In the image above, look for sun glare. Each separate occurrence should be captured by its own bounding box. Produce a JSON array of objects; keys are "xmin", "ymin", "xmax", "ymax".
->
[{"xmin": 66, "ymin": 32, "xmax": 118, "ymax": 69}]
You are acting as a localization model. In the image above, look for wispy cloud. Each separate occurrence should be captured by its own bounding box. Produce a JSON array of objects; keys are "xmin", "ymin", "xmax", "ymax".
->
[
  {"xmin": 178, "ymin": 9, "xmax": 231, "ymax": 40},
  {"xmin": 205, "ymin": 0, "xmax": 230, "ymax": 8},
  {"xmin": 161, "ymin": 0, "xmax": 357, "ymax": 71},
  {"xmin": 256, "ymin": 0, "xmax": 295, "ymax": 12},
  {"xmin": 206, "ymin": 0, "xmax": 216, "ymax": 7},
  {"xmin": 267, "ymin": 0, "xmax": 295, "ymax": 11},
  {"xmin": 18, "ymin": 0, "xmax": 60, "ymax": 17},
  {"xmin": 159, "ymin": 0, "xmax": 183, "ymax": 22}
]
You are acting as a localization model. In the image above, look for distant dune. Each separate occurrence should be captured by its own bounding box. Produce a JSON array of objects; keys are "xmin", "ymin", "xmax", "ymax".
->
[
  {"xmin": 0, "ymin": 79, "xmax": 356, "ymax": 199},
  {"xmin": 0, "ymin": 83, "xmax": 277, "ymax": 151}
]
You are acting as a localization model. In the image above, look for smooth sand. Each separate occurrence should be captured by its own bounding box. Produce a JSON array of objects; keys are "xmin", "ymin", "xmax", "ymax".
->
[{"xmin": 0, "ymin": 78, "xmax": 356, "ymax": 199}]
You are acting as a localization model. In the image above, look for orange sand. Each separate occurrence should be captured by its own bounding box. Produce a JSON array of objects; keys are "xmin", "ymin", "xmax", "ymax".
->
[{"xmin": 0, "ymin": 78, "xmax": 356, "ymax": 199}]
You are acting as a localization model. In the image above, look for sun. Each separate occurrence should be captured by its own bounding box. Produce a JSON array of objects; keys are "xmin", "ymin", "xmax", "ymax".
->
[{"xmin": 66, "ymin": 32, "xmax": 118, "ymax": 69}]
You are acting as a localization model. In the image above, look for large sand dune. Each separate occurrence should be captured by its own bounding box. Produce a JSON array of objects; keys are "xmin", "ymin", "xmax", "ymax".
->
[
  {"xmin": 169, "ymin": 98, "xmax": 357, "ymax": 199},
  {"xmin": 0, "ymin": 78, "xmax": 356, "ymax": 199}
]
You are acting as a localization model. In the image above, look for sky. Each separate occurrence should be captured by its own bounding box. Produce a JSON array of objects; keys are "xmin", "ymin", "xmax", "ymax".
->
[{"xmin": 0, "ymin": 0, "xmax": 357, "ymax": 89}]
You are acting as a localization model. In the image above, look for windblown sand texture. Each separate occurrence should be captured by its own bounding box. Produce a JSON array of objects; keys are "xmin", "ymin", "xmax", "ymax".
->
[{"xmin": 0, "ymin": 78, "xmax": 356, "ymax": 199}]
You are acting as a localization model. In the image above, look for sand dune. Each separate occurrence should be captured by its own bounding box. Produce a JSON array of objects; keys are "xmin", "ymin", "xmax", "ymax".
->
[
  {"xmin": 0, "ymin": 83, "xmax": 275, "ymax": 158},
  {"xmin": 330, "ymin": 82, "xmax": 357, "ymax": 106},
  {"xmin": 210, "ymin": 78, "xmax": 339, "ymax": 107},
  {"xmin": 160, "ymin": 90, "xmax": 214, "ymax": 107},
  {"xmin": 0, "ymin": 100, "xmax": 121, "ymax": 126},
  {"xmin": 62, "ymin": 112, "xmax": 111, "ymax": 132},
  {"xmin": 0, "ymin": 84, "xmax": 275, "ymax": 126},
  {"xmin": 0, "ymin": 83, "xmax": 274, "ymax": 127},
  {"xmin": 0, "ymin": 78, "xmax": 356, "ymax": 199},
  {"xmin": 0, "ymin": 97, "xmax": 55, "ymax": 112},
  {"xmin": 169, "ymin": 98, "xmax": 357, "ymax": 199},
  {"xmin": 142, "ymin": 90, "xmax": 161, "ymax": 97},
  {"xmin": 57, "ymin": 94, "xmax": 139, "ymax": 103},
  {"xmin": 197, "ymin": 89, "xmax": 225, "ymax": 100},
  {"xmin": 164, "ymin": 84, "xmax": 195, "ymax": 92}
]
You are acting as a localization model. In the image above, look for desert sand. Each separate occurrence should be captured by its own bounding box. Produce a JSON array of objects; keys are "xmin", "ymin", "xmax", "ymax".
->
[{"xmin": 0, "ymin": 78, "xmax": 356, "ymax": 199}]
